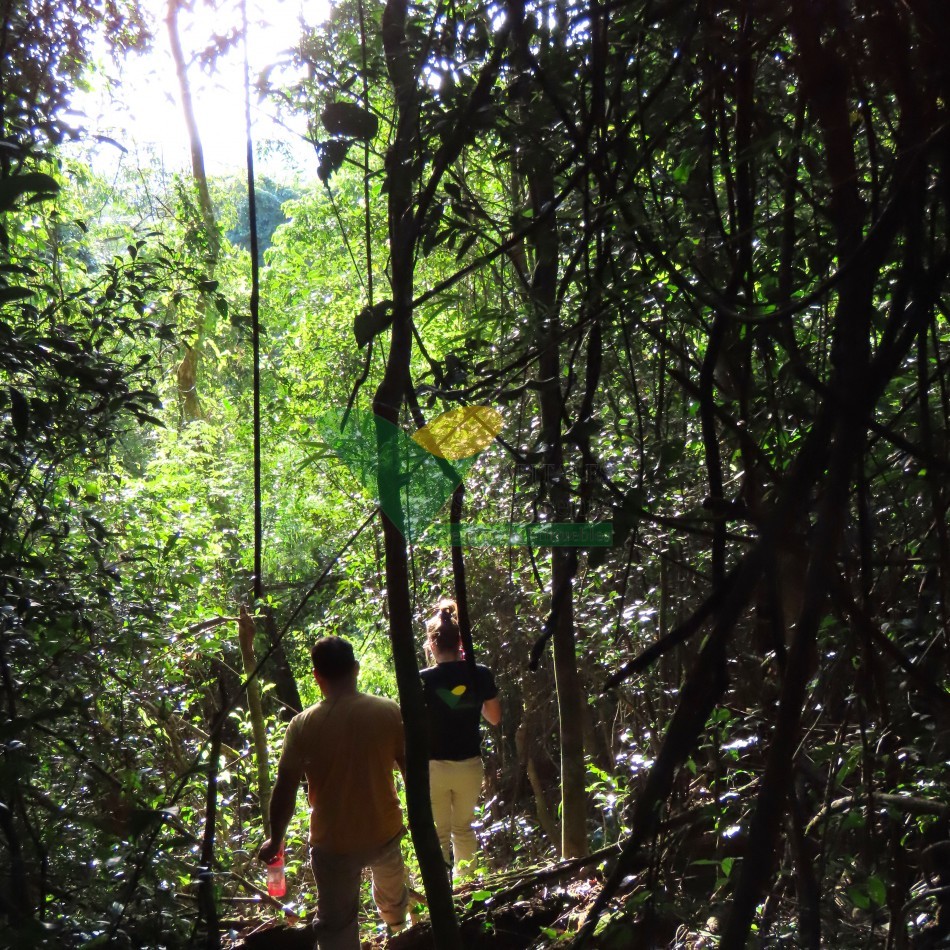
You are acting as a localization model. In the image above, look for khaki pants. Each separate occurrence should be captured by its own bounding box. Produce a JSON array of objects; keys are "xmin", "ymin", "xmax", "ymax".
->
[
  {"xmin": 309, "ymin": 832, "xmax": 408, "ymax": 950},
  {"xmin": 429, "ymin": 756, "xmax": 484, "ymax": 877}
]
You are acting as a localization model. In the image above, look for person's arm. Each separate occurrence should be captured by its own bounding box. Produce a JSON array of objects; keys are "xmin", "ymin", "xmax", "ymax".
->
[
  {"xmin": 259, "ymin": 718, "xmax": 302, "ymax": 863},
  {"xmin": 480, "ymin": 666, "xmax": 502, "ymax": 726},
  {"xmin": 481, "ymin": 697, "xmax": 502, "ymax": 726},
  {"xmin": 258, "ymin": 766, "xmax": 300, "ymax": 863}
]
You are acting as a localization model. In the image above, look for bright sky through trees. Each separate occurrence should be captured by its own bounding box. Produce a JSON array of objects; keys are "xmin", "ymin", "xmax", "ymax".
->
[{"xmin": 74, "ymin": 0, "xmax": 327, "ymax": 175}]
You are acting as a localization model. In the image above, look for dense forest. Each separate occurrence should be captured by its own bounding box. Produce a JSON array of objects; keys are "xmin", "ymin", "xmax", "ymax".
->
[{"xmin": 2, "ymin": 0, "xmax": 949, "ymax": 947}]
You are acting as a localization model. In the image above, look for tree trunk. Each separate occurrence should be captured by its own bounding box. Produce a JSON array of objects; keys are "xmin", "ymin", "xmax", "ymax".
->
[
  {"xmin": 508, "ymin": 0, "xmax": 587, "ymax": 859},
  {"xmin": 237, "ymin": 607, "xmax": 272, "ymax": 838},
  {"xmin": 719, "ymin": 1, "xmax": 895, "ymax": 940},
  {"xmin": 516, "ymin": 719, "xmax": 560, "ymax": 847},
  {"xmin": 262, "ymin": 609, "xmax": 302, "ymax": 716},
  {"xmin": 378, "ymin": 0, "xmax": 462, "ymax": 943},
  {"xmin": 451, "ymin": 483, "xmax": 478, "ymax": 672},
  {"xmin": 166, "ymin": 0, "xmax": 220, "ymax": 423}
]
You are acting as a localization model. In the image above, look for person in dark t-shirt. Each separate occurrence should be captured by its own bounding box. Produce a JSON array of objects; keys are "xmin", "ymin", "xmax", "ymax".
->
[{"xmin": 420, "ymin": 599, "xmax": 501, "ymax": 879}]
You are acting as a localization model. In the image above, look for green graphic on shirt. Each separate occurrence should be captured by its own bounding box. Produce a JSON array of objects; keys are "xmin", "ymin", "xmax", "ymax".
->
[{"xmin": 435, "ymin": 684, "xmax": 474, "ymax": 709}]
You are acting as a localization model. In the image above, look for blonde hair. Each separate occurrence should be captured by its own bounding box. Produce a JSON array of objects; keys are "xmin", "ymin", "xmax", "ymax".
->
[{"xmin": 425, "ymin": 598, "xmax": 461, "ymax": 656}]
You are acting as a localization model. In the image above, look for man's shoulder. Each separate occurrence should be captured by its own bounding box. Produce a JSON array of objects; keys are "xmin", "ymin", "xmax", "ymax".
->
[
  {"xmin": 287, "ymin": 701, "xmax": 325, "ymax": 730},
  {"xmin": 356, "ymin": 691, "xmax": 401, "ymax": 715}
]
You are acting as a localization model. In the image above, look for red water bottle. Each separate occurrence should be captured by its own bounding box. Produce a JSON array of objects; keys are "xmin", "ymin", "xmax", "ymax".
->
[{"xmin": 266, "ymin": 848, "xmax": 286, "ymax": 898}]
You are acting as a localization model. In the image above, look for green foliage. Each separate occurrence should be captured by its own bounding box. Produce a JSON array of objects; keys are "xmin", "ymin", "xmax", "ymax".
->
[
  {"xmin": 0, "ymin": 166, "xmax": 191, "ymax": 942},
  {"xmin": 222, "ymin": 175, "xmax": 298, "ymax": 264},
  {"xmin": 4, "ymin": 0, "xmax": 950, "ymax": 944}
]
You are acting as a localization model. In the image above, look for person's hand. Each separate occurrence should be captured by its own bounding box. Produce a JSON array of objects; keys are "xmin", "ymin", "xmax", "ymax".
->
[{"xmin": 258, "ymin": 837, "xmax": 282, "ymax": 864}]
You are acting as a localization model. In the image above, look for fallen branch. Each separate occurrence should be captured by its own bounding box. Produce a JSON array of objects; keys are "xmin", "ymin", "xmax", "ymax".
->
[
  {"xmin": 458, "ymin": 842, "xmax": 628, "ymax": 911},
  {"xmin": 806, "ymin": 793, "xmax": 950, "ymax": 836}
]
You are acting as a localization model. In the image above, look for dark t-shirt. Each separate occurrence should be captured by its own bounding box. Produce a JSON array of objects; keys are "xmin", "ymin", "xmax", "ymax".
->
[{"xmin": 420, "ymin": 661, "xmax": 499, "ymax": 761}]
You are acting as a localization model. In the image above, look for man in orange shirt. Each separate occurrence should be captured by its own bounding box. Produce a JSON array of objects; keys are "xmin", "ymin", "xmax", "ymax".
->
[{"xmin": 259, "ymin": 637, "xmax": 408, "ymax": 949}]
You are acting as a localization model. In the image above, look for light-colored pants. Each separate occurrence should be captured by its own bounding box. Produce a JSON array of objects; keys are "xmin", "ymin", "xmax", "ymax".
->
[
  {"xmin": 429, "ymin": 756, "xmax": 484, "ymax": 877},
  {"xmin": 309, "ymin": 832, "xmax": 408, "ymax": 950}
]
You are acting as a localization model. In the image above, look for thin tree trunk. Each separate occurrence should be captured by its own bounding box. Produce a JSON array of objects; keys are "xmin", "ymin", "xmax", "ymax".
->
[
  {"xmin": 237, "ymin": 607, "xmax": 271, "ymax": 838},
  {"xmin": 197, "ymin": 685, "xmax": 224, "ymax": 950},
  {"xmin": 719, "ymin": 1, "xmax": 882, "ymax": 940},
  {"xmin": 451, "ymin": 483, "xmax": 478, "ymax": 672},
  {"xmin": 788, "ymin": 786, "xmax": 821, "ymax": 948},
  {"xmin": 509, "ymin": 0, "xmax": 587, "ymax": 860},
  {"xmin": 262, "ymin": 610, "xmax": 302, "ymax": 715},
  {"xmin": 572, "ymin": 389, "xmax": 845, "ymax": 947},
  {"xmin": 167, "ymin": 0, "xmax": 220, "ymax": 422},
  {"xmin": 378, "ymin": 0, "xmax": 461, "ymax": 943},
  {"xmin": 516, "ymin": 720, "xmax": 560, "ymax": 847}
]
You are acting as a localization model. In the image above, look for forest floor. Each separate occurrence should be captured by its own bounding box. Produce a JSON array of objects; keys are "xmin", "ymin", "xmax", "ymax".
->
[{"xmin": 224, "ymin": 851, "xmax": 678, "ymax": 950}]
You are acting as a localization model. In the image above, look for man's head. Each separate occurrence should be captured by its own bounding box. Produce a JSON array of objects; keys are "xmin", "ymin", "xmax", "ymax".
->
[{"xmin": 311, "ymin": 636, "xmax": 359, "ymax": 694}]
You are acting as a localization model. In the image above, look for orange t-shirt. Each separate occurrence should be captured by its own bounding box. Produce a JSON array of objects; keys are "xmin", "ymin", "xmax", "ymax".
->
[{"xmin": 278, "ymin": 691, "xmax": 405, "ymax": 853}]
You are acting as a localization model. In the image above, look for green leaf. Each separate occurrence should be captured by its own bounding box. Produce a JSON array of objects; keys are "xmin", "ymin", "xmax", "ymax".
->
[
  {"xmin": 455, "ymin": 232, "xmax": 478, "ymax": 260},
  {"xmin": 847, "ymin": 885, "xmax": 871, "ymax": 910},
  {"xmin": 353, "ymin": 300, "xmax": 393, "ymax": 347},
  {"xmin": 672, "ymin": 163, "xmax": 692, "ymax": 184},
  {"xmin": 318, "ymin": 139, "xmax": 351, "ymax": 183},
  {"xmin": 836, "ymin": 747, "xmax": 860, "ymax": 784},
  {"xmin": 659, "ymin": 439, "xmax": 685, "ymax": 467},
  {"xmin": 621, "ymin": 486, "xmax": 644, "ymax": 516},
  {"xmin": 609, "ymin": 486, "xmax": 644, "ymax": 547},
  {"xmin": 0, "ymin": 172, "xmax": 59, "ymax": 212},
  {"xmin": 866, "ymin": 876, "xmax": 886, "ymax": 906},
  {"xmin": 321, "ymin": 101, "xmax": 379, "ymax": 141},
  {"xmin": 842, "ymin": 809, "xmax": 863, "ymax": 830},
  {"xmin": 8, "ymin": 387, "xmax": 29, "ymax": 439},
  {"xmin": 564, "ymin": 418, "xmax": 602, "ymax": 445},
  {"xmin": 0, "ymin": 286, "xmax": 34, "ymax": 304}
]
